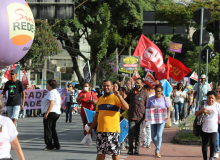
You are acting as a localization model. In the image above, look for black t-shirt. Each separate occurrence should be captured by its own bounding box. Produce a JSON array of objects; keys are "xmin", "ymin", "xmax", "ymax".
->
[{"xmin": 3, "ymin": 80, "xmax": 24, "ymax": 106}]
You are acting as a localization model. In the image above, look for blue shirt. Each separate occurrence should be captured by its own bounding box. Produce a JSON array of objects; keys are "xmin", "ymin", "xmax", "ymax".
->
[{"xmin": 194, "ymin": 82, "xmax": 210, "ymax": 102}]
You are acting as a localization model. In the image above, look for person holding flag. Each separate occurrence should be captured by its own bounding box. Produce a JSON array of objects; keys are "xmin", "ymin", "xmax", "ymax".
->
[{"xmin": 1, "ymin": 69, "xmax": 25, "ymax": 126}]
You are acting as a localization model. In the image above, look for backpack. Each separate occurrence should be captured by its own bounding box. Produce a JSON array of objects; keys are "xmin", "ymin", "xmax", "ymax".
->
[{"xmin": 193, "ymin": 101, "xmax": 205, "ymax": 138}]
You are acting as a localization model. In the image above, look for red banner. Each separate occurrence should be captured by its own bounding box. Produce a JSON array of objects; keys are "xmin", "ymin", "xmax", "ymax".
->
[
  {"xmin": 144, "ymin": 72, "xmax": 157, "ymax": 89},
  {"xmin": 22, "ymin": 69, "xmax": 29, "ymax": 89},
  {"xmin": 133, "ymin": 34, "xmax": 166, "ymax": 80},
  {"xmin": 4, "ymin": 64, "xmax": 16, "ymax": 80},
  {"xmin": 132, "ymin": 70, "xmax": 140, "ymax": 82},
  {"xmin": 166, "ymin": 56, "xmax": 192, "ymax": 81}
]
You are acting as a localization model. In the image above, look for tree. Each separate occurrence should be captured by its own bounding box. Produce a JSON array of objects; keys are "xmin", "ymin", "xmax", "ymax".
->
[
  {"xmin": 47, "ymin": 0, "xmax": 174, "ymax": 87},
  {"xmin": 20, "ymin": 20, "xmax": 61, "ymax": 70}
]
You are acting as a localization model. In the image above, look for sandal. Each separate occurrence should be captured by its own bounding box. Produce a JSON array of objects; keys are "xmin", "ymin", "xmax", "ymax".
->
[{"xmin": 155, "ymin": 152, "xmax": 161, "ymax": 158}]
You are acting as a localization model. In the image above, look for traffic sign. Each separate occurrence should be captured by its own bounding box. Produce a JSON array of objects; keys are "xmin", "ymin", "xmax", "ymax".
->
[{"xmin": 201, "ymin": 46, "xmax": 216, "ymax": 63}]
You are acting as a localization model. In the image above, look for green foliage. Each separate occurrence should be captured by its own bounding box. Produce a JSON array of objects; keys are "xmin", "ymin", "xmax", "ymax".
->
[
  {"xmin": 184, "ymin": 45, "xmax": 218, "ymax": 83},
  {"xmin": 20, "ymin": 20, "xmax": 61, "ymax": 70},
  {"xmin": 156, "ymin": 0, "xmax": 220, "ymax": 31}
]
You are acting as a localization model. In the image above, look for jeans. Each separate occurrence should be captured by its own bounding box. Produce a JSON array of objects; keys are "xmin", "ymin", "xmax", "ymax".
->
[
  {"xmin": 142, "ymin": 122, "xmax": 151, "ymax": 145},
  {"xmin": 186, "ymin": 104, "xmax": 192, "ymax": 117},
  {"xmin": 65, "ymin": 102, "xmax": 74, "ymax": 122},
  {"xmin": 202, "ymin": 131, "xmax": 217, "ymax": 160},
  {"xmin": 128, "ymin": 120, "xmax": 143, "ymax": 152},
  {"xmin": 7, "ymin": 105, "xmax": 20, "ymax": 120},
  {"xmin": 26, "ymin": 109, "xmax": 31, "ymax": 117},
  {"xmin": 43, "ymin": 112, "xmax": 60, "ymax": 149},
  {"xmin": 151, "ymin": 123, "xmax": 165, "ymax": 153},
  {"xmin": 174, "ymin": 102, "xmax": 184, "ymax": 121},
  {"xmin": 215, "ymin": 125, "xmax": 220, "ymax": 153}
]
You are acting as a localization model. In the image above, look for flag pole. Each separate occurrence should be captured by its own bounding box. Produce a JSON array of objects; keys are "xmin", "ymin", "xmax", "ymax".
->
[
  {"xmin": 129, "ymin": 46, "xmax": 131, "ymax": 80},
  {"xmin": 173, "ymin": 52, "xmax": 175, "ymax": 58}
]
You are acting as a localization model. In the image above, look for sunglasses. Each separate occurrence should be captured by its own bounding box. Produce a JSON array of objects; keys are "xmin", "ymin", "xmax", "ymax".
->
[
  {"xmin": 69, "ymin": 86, "xmax": 73, "ymax": 87},
  {"xmin": 216, "ymin": 91, "xmax": 220, "ymax": 93}
]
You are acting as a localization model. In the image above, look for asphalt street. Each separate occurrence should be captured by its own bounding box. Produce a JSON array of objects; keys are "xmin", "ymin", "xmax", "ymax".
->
[{"xmin": 10, "ymin": 113, "xmax": 97, "ymax": 160}]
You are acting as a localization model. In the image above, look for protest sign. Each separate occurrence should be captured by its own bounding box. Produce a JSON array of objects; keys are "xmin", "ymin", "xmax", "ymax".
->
[
  {"xmin": 118, "ymin": 67, "xmax": 134, "ymax": 77},
  {"xmin": 144, "ymin": 72, "xmax": 157, "ymax": 89},
  {"xmin": 119, "ymin": 56, "xmax": 140, "ymax": 70},
  {"xmin": 83, "ymin": 61, "xmax": 91, "ymax": 82},
  {"xmin": 1, "ymin": 89, "xmax": 67, "ymax": 110},
  {"xmin": 145, "ymin": 108, "xmax": 168, "ymax": 124},
  {"xmin": 187, "ymin": 84, "xmax": 193, "ymax": 90},
  {"xmin": 169, "ymin": 42, "xmax": 182, "ymax": 53},
  {"xmin": 84, "ymin": 108, "xmax": 96, "ymax": 123},
  {"xmin": 190, "ymin": 71, "xmax": 198, "ymax": 81},
  {"xmin": 132, "ymin": 70, "xmax": 140, "ymax": 82},
  {"xmin": 119, "ymin": 118, "xmax": 129, "ymax": 143},
  {"xmin": 162, "ymin": 80, "xmax": 172, "ymax": 97}
]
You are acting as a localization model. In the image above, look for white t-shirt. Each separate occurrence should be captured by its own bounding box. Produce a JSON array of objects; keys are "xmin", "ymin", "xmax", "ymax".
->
[
  {"xmin": 41, "ymin": 89, "xmax": 61, "ymax": 114},
  {"xmin": 66, "ymin": 91, "xmax": 76, "ymax": 103},
  {"xmin": 174, "ymin": 91, "xmax": 186, "ymax": 103},
  {"xmin": 196, "ymin": 101, "xmax": 220, "ymax": 133},
  {"xmin": 0, "ymin": 115, "xmax": 18, "ymax": 159}
]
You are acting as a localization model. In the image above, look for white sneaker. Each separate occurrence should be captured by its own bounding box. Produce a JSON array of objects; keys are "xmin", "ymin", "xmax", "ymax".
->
[
  {"xmin": 214, "ymin": 152, "xmax": 219, "ymax": 158},
  {"xmin": 174, "ymin": 121, "xmax": 179, "ymax": 125}
]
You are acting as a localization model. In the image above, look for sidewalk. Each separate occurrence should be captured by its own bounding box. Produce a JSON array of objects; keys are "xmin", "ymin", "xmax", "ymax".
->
[{"xmin": 123, "ymin": 127, "xmax": 203, "ymax": 160}]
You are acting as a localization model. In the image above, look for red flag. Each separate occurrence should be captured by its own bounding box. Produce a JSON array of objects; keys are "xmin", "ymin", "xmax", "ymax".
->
[
  {"xmin": 22, "ymin": 69, "xmax": 29, "ymax": 89},
  {"xmin": 4, "ymin": 64, "xmax": 16, "ymax": 80},
  {"xmin": 144, "ymin": 72, "xmax": 157, "ymax": 89},
  {"xmin": 166, "ymin": 56, "xmax": 192, "ymax": 81},
  {"xmin": 31, "ymin": 84, "xmax": 35, "ymax": 89},
  {"xmin": 133, "ymin": 34, "xmax": 166, "ymax": 80},
  {"xmin": 132, "ymin": 70, "xmax": 140, "ymax": 82},
  {"xmin": 210, "ymin": 82, "xmax": 213, "ymax": 90}
]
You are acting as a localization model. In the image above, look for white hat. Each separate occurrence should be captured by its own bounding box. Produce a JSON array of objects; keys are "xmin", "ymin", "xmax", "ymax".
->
[
  {"xmin": 201, "ymin": 74, "xmax": 206, "ymax": 79},
  {"xmin": 95, "ymin": 85, "xmax": 100, "ymax": 89}
]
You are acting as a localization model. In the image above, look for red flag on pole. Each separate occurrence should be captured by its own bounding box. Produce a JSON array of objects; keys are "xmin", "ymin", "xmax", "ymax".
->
[
  {"xmin": 166, "ymin": 56, "xmax": 192, "ymax": 81},
  {"xmin": 22, "ymin": 69, "xmax": 29, "ymax": 89},
  {"xmin": 132, "ymin": 70, "xmax": 140, "ymax": 82},
  {"xmin": 4, "ymin": 64, "xmax": 16, "ymax": 80},
  {"xmin": 133, "ymin": 34, "xmax": 167, "ymax": 80},
  {"xmin": 144, "ymin": 72, "xmax": 157, "ymax": 89}
]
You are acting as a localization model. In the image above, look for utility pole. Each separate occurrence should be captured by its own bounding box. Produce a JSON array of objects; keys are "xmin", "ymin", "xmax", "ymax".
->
[{"xmin": 43, "ymin": 19, "xmax": 48, "ymax": 89}]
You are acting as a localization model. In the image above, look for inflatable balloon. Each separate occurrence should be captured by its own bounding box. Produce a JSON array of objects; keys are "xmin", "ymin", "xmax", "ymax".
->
[{"xmin": 0, "ymin": 0, "xmax": 35, "ymax": 68}]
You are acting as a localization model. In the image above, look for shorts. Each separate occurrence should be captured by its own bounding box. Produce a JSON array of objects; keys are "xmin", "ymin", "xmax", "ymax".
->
[
  {"xmin": 7, "ymin": 106, "xmax": 21, "ymax": 120},
  {"xmin": 96, "ymin": 132, "xmax": 120, "ymax": 156}
]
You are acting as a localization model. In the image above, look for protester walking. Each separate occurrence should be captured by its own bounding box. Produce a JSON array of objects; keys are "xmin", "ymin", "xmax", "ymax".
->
[
  {"xmin": 1, "ymin": 69, "xmax": 25, "ymax": 126},
  {"xmin": 125, "ymin": 78, "xmax": 149, "ymax": 155},
  {"xmin": 173, "ymin": 83, "xmax": 186, "ymax": 124},
  {"xmin": 88, "ymin": 79, "xmax": 129, "ymax": 160},
  {"xmin": 195, "ymin": 91, "xmax": 220, "ymax": 160},
  {"xmin": 193, "ymin": 74, "xmax": 210, "ymax": 105},
  {"xmin": 77, "ymin": 82, "xmax": 98, "ymax": 137},
  {"xmin": 146, "ymin": 84, "xmax": 170, "ymax": 158},
  {"xmin": 41, "ymin": 79, "xmax": 61, "ymax": 150},
  {"xmin": 142, "ymin": 85, "xmax": 152, "ymax": 148},
  {"xmin": 65, "ymin": 83, "xmax": 76, "ymax": 123},
  {"xmin": 0, "ymin": 97, "xmax": 25, "ymax": 160},
  {"xmin": 214, "ymin": 86, "xmax": 220, "ymax": 158}
]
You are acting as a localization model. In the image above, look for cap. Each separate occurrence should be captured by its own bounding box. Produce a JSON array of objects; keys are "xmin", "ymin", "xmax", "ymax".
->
[
  {"xmin": 201, "ymin": 74, "xmax": 206, "ymax": 79},
  {"xmin": 10, "ymin": 69, "xmax": 17, "ymax": 74},
  {"xmin": 95, "ymin": 85, "xmax": 100, "ymax": 89}
]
